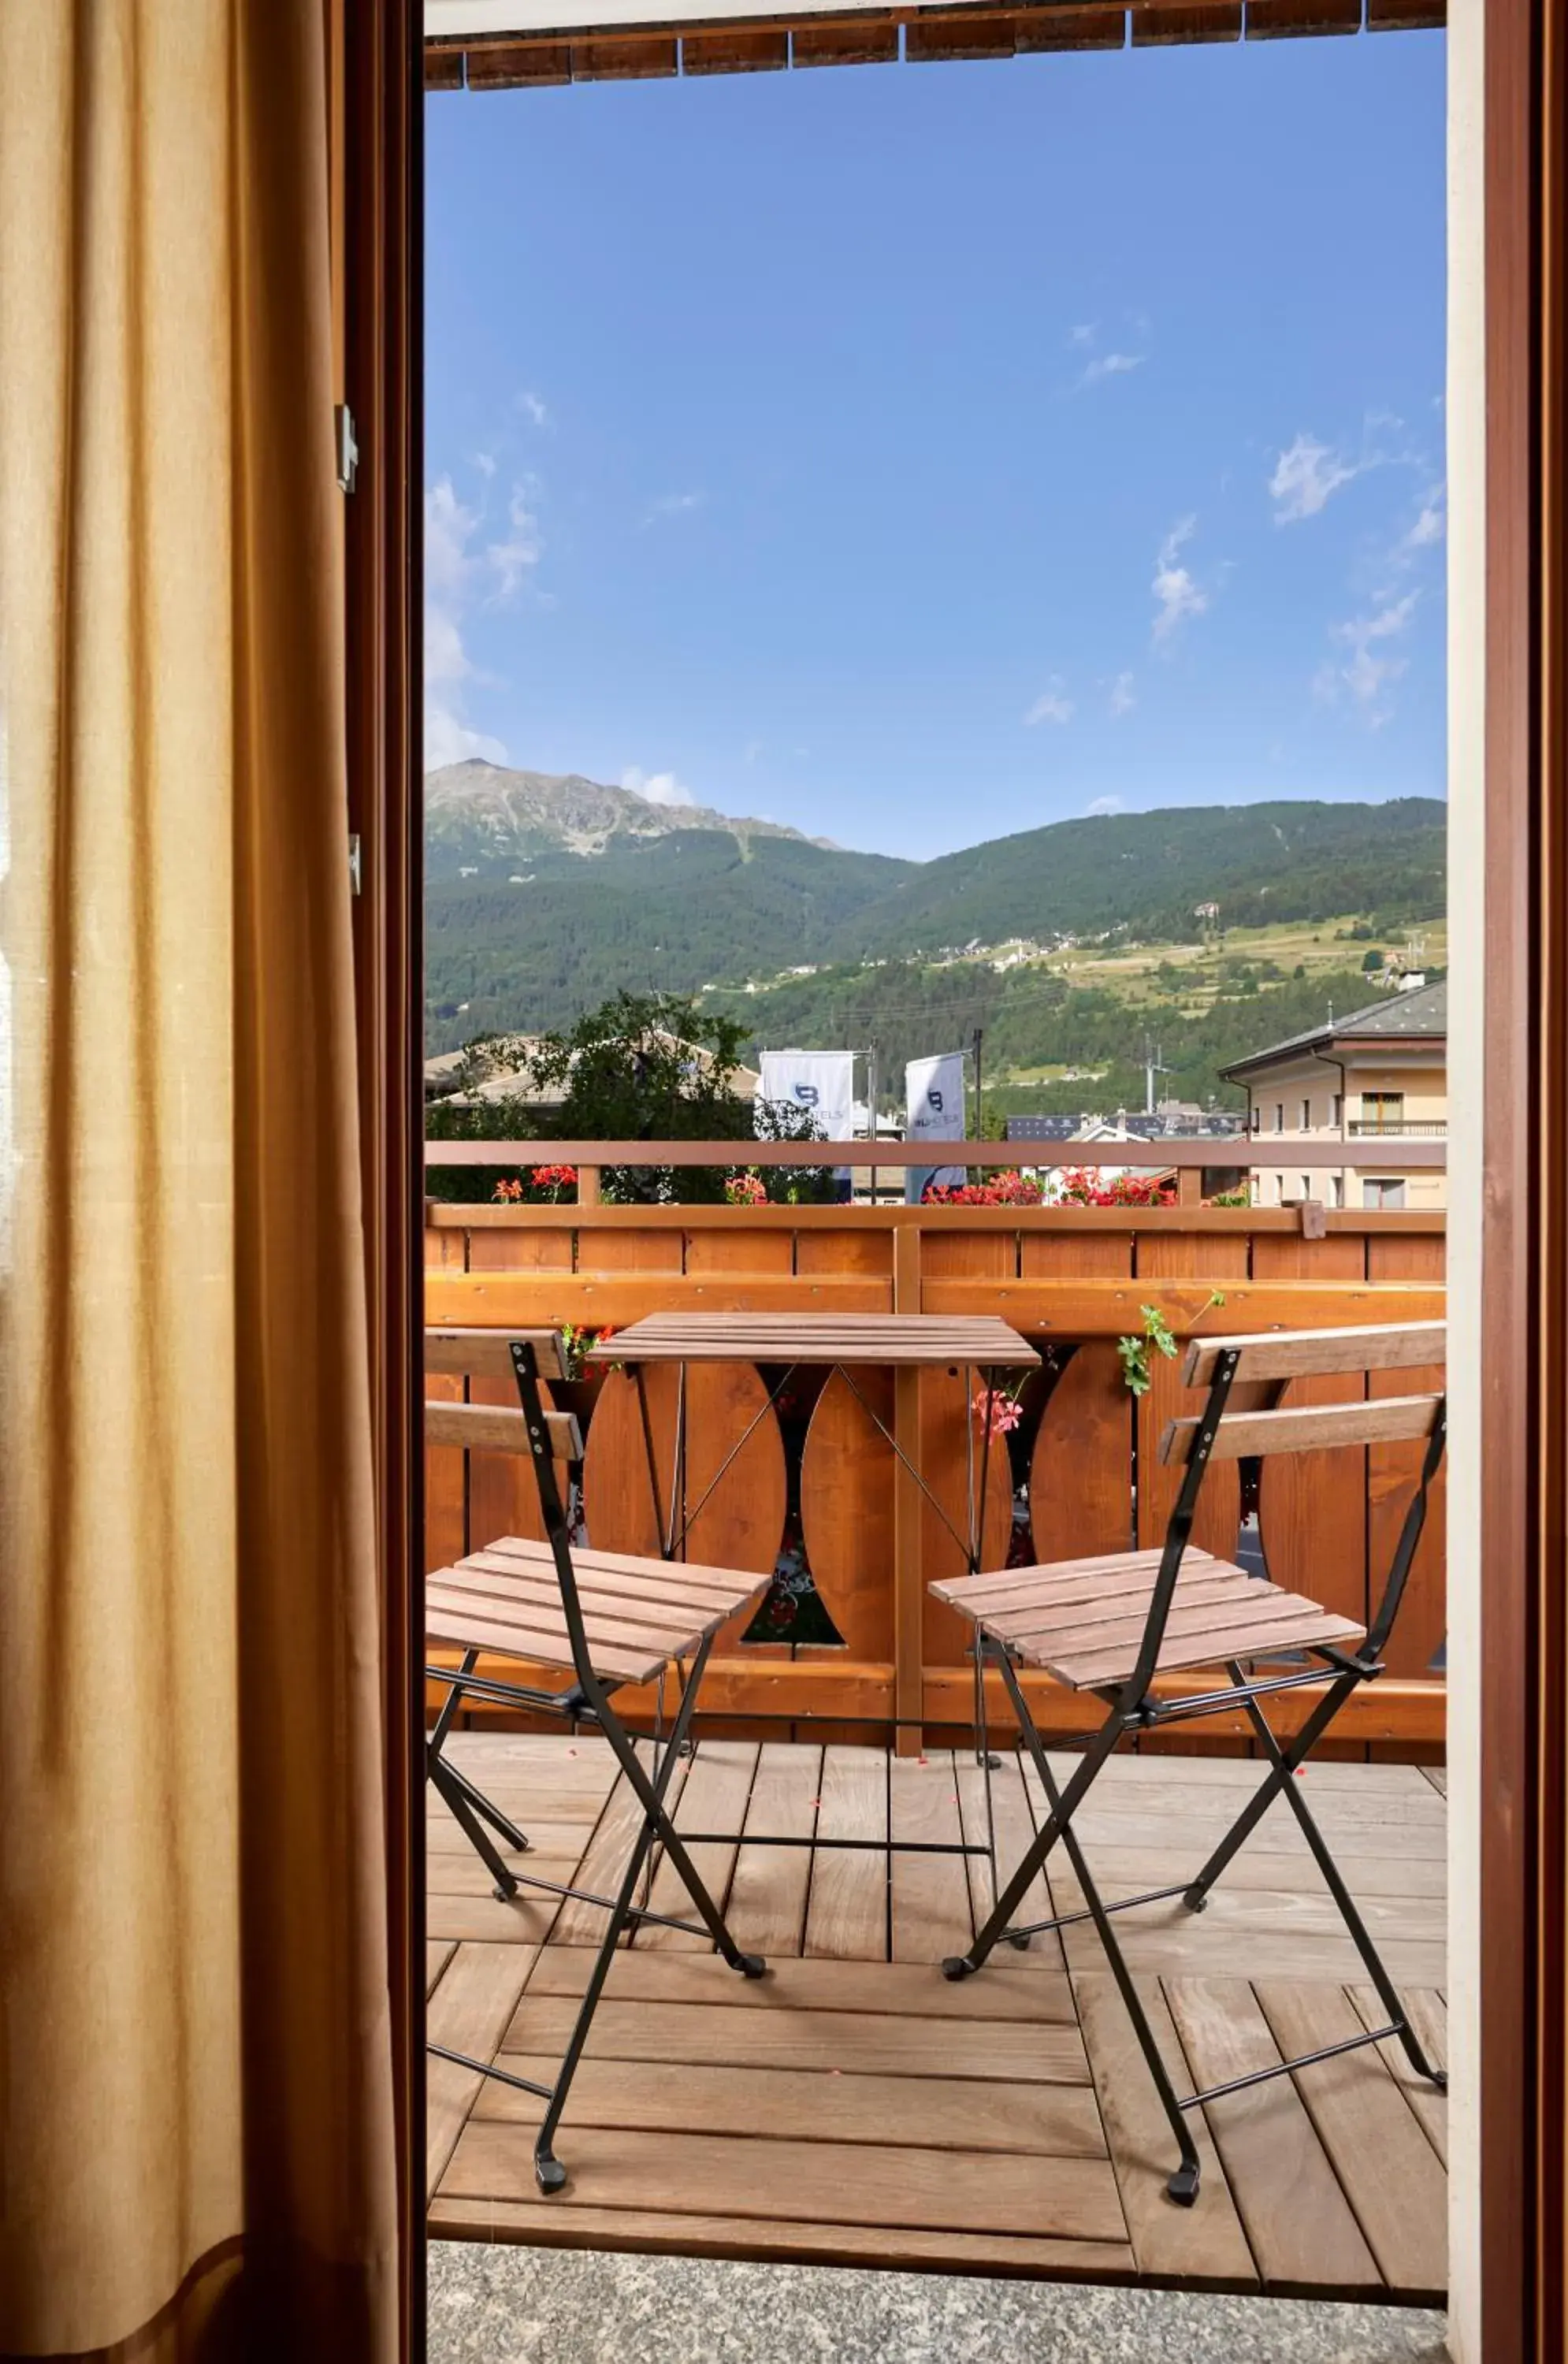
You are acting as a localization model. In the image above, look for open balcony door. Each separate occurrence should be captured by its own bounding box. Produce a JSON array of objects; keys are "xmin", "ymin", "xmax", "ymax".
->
[
  {"xmin": 337, "ymin": 2, "xmax": 426, "ymax": 2353},
  {"xmin": 384, "ymin": 2, "xmax": 1564, "ymax": 2356},
  {"xmin": 1447, "ymin": 1, "xmax": 1568, "ymax": 2359}
]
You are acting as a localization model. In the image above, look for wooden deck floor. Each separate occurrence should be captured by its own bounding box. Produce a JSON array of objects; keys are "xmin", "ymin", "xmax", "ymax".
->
[{"xmin": 427, "ymin": 1735, "xmax": 1447, "ymax": 2303}]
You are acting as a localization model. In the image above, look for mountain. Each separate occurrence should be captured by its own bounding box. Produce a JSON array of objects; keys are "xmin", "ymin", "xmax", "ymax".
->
[
  {"xmin": 424, "ymin": 775, "xmax": 1446, "ymax": 1062},
  {"xmin": 816, "ymin": 797, "xmax": 1446, "ymax": 961},
  {"xmin": 425, "ymin": 760, "xmax": 847, "ymax": 879},
  {"xmin": 425, "ymin": 774, "xmax": 916, "ymax": 1050}
]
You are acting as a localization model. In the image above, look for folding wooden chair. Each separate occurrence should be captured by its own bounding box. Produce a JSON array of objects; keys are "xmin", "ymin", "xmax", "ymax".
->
[
  {"xmin": 424, "ymin": 1327, "xmax": 771, "ymax": 2191},
  {"xmin": 931, "ymin": 1318, "xmax": 1447, "ymax": 2206}
]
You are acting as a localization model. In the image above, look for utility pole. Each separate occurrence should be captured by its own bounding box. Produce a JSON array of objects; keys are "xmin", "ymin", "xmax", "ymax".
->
[
  {"xmin": 867, "ymin": 1042, "xmax": 879, "ymax": 1206},
  {"xmin": 971, "ymin": 1025, "xmax": 984, "ymax": 1144},
  {"xmin": 1143, "ymin": 1036, "xmax": 1171, "ymax": 1116}
]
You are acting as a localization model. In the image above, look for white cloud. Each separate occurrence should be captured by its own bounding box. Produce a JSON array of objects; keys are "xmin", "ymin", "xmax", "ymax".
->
[
  {"xmin": 1152, "ymin": 517, "xmax": 1209, "ymax": 646},
  {"xmin": 424, "ymin": 470, "xmax": 544, "ymax": 771},
  {"xmin": 1315, "ymin": 591, "xmax": 1420, "ymax": 725},
  {"xmin": 1078, "ymin": 351, "xmax": 1144, "ymax": 391},
  {"xmin": 1068, "ymin": 323, "xmax": 1097, "ymax": 348},
  {"xmin": 474, "ymin": 450, "xmax": 497, "ymax": 478},
  {"xmin": 1108, "ymin": 671, "xmax": 1135, "ymax": 718},
  {"xmin": 642, "ymin": 491, "xmax": 705, "ymax": 528},
  {"xmin": 485, "ymin": 485, "xmax": 544, "ymax": 599},
  {"xmin": 425, "ymin": 709, "xmax": 508, "ymax": 771},
  {"xmin": 1087, "ymin": 796, "xmax": 1124, "ymax": 817},
  {"xmin": 622, "ymin": 766, "xmax": 696, "ymax": 808},
  {"xmin": 1024, "ymin": 677, "xmax": 1074, "ymax": 727},
  {"xmin": 1403, "ymin": 486, "xmax": 1446, "ymax": 552},
  {"xmin": 516, "ymin": 389, "xmax": 550, "ymax": 428},
  {"xmin": 1269, "ymin": 432, "xmax": 1362, "ymax": 524}
]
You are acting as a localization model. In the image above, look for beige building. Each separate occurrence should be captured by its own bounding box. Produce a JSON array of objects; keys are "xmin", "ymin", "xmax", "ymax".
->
[{"xmin": 1221, "ymin": 979, "xmax": 1447, "ymax": 1212}]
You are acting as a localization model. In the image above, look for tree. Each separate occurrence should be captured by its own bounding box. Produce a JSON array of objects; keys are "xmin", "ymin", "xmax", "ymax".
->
[
  {"xmin": 428, "ymin": 990, "xmax": 834, "ymax": 1205},
  {"xmin": 1362, "ymin": 948, "xmax": 1384, "ymax": 973}
]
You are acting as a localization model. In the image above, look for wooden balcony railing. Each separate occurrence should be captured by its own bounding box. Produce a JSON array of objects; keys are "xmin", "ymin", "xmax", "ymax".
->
[{"xmin": 424, "ymin": 1147, "xmax": 1446, "ymax": 1758}]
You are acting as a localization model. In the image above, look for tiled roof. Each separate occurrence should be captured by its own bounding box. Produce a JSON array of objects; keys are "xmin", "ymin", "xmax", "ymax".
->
[{"xmin": 1221, "ymin": 979, "xmax": 1447, "ymax": 1079}]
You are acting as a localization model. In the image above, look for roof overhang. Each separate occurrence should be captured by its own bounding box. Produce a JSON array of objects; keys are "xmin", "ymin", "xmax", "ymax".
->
[
  {"xmin": 426, "ymin": 0, "xmax": 1444, "ymax": 87},
  {"xmin": 1221, "ymin": 1027, "xmax": 1447, "ymax": 1083}
]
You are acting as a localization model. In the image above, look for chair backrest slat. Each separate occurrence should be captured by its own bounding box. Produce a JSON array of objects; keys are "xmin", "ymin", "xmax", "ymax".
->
[
  {"xmin": 425, "ymin": 1398, "xmax": 581, "ymax": 1463},
  {"xmin": 1181, "ymin": 1318, "xmax": 1445, "ymax": 1389},
  {"xmin": 425, "ymin": 1326, "xmax": 567, "ymax": 1383},
  {"xmin": 1159, "ymin": 1390, "xmax": 1442, "ymax": 1468}
]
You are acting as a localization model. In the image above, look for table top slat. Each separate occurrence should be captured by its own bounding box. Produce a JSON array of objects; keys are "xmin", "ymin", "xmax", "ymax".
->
[{"xmin": 590, "ymin": 1313, "xmax": 1039, "ymax": 1367}]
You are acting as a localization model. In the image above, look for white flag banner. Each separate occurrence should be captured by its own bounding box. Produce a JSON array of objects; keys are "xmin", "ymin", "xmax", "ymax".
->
[
  {"xmin": 758, "ymin": 1050, "xmax": 857, "ymax": 1143},
  {"xmin": 905, "ymin": 1051, "xmax": 968, "ymax": 1201}
]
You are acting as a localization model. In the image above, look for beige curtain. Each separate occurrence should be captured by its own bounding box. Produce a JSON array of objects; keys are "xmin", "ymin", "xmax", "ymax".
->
[{"xmin": 0, "ymin": 6, "xmax": 399, "ymax": 2357}]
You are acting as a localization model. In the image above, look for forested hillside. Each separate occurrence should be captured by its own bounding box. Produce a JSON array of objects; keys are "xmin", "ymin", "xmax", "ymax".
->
[{"xmin": 424, "ymin": 774, "xmax": 1445, "ymax": 1093}]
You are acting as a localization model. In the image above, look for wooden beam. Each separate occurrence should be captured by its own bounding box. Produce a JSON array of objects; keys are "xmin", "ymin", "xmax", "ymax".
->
[
  {"xmin": 424, "ymin": 1271, "xmax": 1440, "ymax": 1334},
  {"xmin": 427, "ymin": 1201, "xmax": 1447, "ymax": 1234},
  {"xmin": 425, "ymin": 1135, "xmax": 1446, "ymax": 1171},
  {"xmin": 920, "ymin": 1280, "xmax": 1444, "ymax": 1333},
  {"xmin": 892, "ymin": 1224, "xmax": 923, "ymax": 1756},
  {"xmin": 425, "ymin": 1276, "xmax": 894, "ymax": 1326},
  {"xmin": 425, "ymin": 0, "xmax": 1446, "ymax": 79}
]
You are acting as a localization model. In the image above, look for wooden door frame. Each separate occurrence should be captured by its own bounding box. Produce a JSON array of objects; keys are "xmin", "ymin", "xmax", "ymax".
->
[
  {"xmin": 1480, "ymin": 1, "xmax": 1566, "ymax": 2358},
  {"xmin": 347, "ymin": 6, "xmax": 1565, "ymax": 2356},
  {"xmin": 341, "ymin": 1, "xmax": 426, "ymax": 2355}
]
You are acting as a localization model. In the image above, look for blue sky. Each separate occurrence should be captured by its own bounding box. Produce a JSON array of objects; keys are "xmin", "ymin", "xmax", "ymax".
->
[{"xmin": 425, "ymin": 29, "xmax": 1445, "ymax": 861}]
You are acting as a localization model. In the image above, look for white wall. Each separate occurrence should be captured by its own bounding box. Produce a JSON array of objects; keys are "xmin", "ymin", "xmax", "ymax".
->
[{"xmin": 1445, "ymin": 1, "xmax": 1484, "ymax": 2353}]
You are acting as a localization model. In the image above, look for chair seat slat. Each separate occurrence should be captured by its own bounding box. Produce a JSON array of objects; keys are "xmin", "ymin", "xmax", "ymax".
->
[
  {"xmin": 425, "ymin": 1597, "xmax": 663, "ymax": 1685},
  {"xmin": 426, "ymin": 1576, "xmax": 754, "ymax": 1685},
  {"xmin": 444, "ymin": 1550, "xmax": 762, "ymax": 1631},
  {"xmin": 1052, "ymin": 1611, "xmax": 1365, "ymax": 1691},
  {"xmin": 999, "ymin": 1573, "xmax": 1275, "ymax": 1642},
  {"xmin": 933, "ymin": 1546, "xmax": 1221, "ymax": 1613},
  {"xmin": 473, "ymin": 1535, "xmax": 760, "ymax": 1604}
]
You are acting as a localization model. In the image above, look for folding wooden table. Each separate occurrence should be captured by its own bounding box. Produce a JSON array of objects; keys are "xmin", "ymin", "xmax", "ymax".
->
[{"xmin": 587, "ymin": 1311, "xmax": 1040, "ymax": 1877}]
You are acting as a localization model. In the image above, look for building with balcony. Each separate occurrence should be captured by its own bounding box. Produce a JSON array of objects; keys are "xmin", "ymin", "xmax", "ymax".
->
[{"xmin": 1221, "ymin": 978, "xmax": 1447, "ymax": 1211}]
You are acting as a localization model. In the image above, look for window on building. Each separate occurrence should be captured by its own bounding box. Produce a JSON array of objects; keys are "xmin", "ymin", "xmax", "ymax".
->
[
  {"xmin": 1301, "ymin": 1098, "xmax": 1312, "ymax": 1129},
  {"xmin": 1329, "ymin": 1174, "xmax": 1343, "ymax": 1207},
  {"xmin": 1361, "ymin": 1091, "xmax": 1406, "ymax": 1135},
  {"xmin": 1300, "ymin": 1175, "xmax": 1312, "ymax": 1200},
  {"xmin": 1250, "ymin": 1106, "xmax": 1261, "ymax": 1134},
  {"xmin": 1332, "ymin": 1092, "xmax": 1343, "ymax": 1128},
  {"xmin": 1363, "ymin": 1176, "xmax": 1407, "ymax": 1210},
  {"xmin": 1274, "ymin": 1104, "xmax": 1284, "ymax": 1133}
]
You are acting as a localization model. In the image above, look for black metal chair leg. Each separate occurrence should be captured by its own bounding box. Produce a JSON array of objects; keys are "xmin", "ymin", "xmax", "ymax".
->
[
  {"xmin": 1031, "ymin": 1746, "xmax": 1204, "ymax": 2205},
  {"xmin": 533, "ymin": 1797, "xmax": 663, "ymax": 2191},
  {"xmin": 593, "ymin": 1637, "xmax": 766, "ymax": 1978},
  {"xmin": 1237, "ymin": 1677, "xmax": 1447, "ymax": 2089},
  {"xmin": 425, "ymin": 1648, "xmax": 532, "ymax": 1864},
  {"xmin": 429, "ymin": 1755, "xmax": 518, "ymax": 1902},
  {"xmin": 533, "ymin": 1647, "xmax": 754, "ymax": 2190},
  {"xmin": 1180, "ymin": 1667, "xmax": 1361, "ymax": 1913},
  {"xmin": 441, "ymin": 1758, "xmax": 530, "ymax": 1853},
  {"xmin": 428, "ymin": 1648, "xmax": 476, "ymax": 1753},
  {"xmin": 945, "ymin": 1653, "xmax": 1129, "ymax": 1976}
]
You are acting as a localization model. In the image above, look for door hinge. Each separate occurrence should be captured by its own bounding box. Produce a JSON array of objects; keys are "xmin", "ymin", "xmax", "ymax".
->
[
  {"xmin": 335, "ymin": 402, "xmax": 359, "ymax": 492},
  {"xmin": 348, "ymin": 832, "xmax": 362, "ymax": 896}
]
